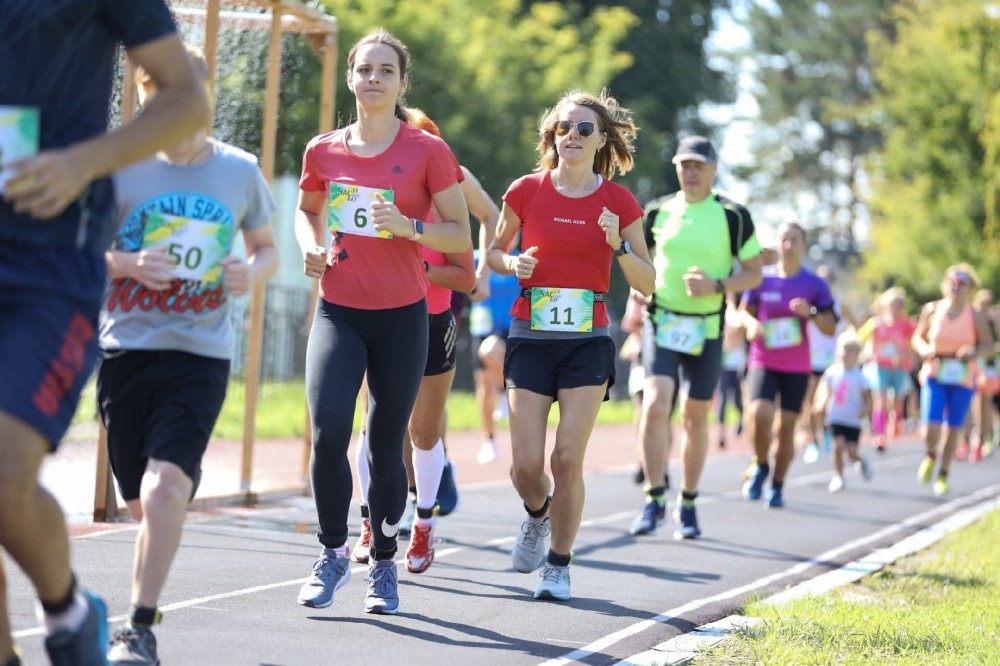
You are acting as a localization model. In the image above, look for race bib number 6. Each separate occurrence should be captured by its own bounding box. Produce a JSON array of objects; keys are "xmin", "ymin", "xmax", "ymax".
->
[
  {"xmin": 328, "ymin": 183, "xmax": 394, "ymax": 239},
  {"xmin": 655, "ymin": 311, "xmax": 707, "ymax": 355},
  {"xmin": 530, "ymin": 288, "xmax": 594, "ymax": 332},
  {"xmin": 763, "ymin": 316, "xmax": 802, "ymax": 349},
  {"xmin": 0, "ymin": 106, "xmax": 39, "ymax": 195},
  {"xmin": 141, "ymin": 211, "xmax": 232, "ymax": 284}
]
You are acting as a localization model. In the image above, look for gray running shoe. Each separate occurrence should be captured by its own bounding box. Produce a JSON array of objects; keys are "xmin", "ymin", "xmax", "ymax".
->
[
  {"xmin": 297, "ymin": 552, "xmax": 351, "ymax": 608},
  {"xmin": 365, "ymin": 559, "xmax": 400, "ymax": 615},
  {"xmin": 533, "ymin": 564, "xmax": 571, "ymax": 601},
  {"xmin": 45, "ymin": 590, "xmax": 110, "ymax": 666},
  {"xmin": 511, "ymin": 516, "xmax": 550, "ymax": 573},
  {"xmin": 397, "ymin": 496, "xmax": 417, "ymax": 537},
  {"xmin": 108, "ymin": 624, "xmax": 159, "ymax": 665}
]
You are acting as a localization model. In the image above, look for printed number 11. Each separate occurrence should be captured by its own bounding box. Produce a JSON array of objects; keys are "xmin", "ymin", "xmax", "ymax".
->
[{"xmin": 549, "ymin": 306, "xmax": 575, "ymax": 326}]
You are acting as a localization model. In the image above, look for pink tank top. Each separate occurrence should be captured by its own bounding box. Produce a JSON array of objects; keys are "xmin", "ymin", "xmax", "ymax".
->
[{"xmin": 928, "ymin": 302, "xmax": 975, "ymax": 356}]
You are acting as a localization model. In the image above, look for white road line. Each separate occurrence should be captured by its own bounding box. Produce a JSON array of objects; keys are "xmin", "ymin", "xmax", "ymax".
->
[{"xmin": 536, "ymin": 482, "xmax": 1000, "ymax": 666}]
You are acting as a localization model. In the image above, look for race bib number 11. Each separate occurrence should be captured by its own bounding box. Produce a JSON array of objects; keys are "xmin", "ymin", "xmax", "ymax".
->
[
  {"xmin": 328, "ymin": 183, "xmax": 394, "ymax": 239},
  {"xmin": 0, "ymin": 106, "xmax": 39, "ymax": 195},
  {"xmin": 530, "ymin": 288, "xmax": 594, "ymax": 332},
  {"xmin": 141, "ymin": 211, "xmax": 232, "ymax": 284}
]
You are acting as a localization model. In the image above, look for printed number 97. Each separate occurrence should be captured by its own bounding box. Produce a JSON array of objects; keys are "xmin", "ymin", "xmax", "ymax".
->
[{"xmin": 168, "ymin": 243, "xmax": 203, "ymax": 270}]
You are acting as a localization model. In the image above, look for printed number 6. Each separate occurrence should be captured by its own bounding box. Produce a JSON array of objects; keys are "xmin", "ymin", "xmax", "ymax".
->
[{"xmin": 354, "ymin": 208, "xmax": 367, "ymax": 228}]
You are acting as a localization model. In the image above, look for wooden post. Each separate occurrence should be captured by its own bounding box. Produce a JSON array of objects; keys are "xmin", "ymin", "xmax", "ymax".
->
[
  {"xmin": 301, "ymin": 32, "xmax": 338, "ymax": 484},
  {"xmin": 203, "ymin": 0, "xmax": 221, "ymax": 137},
  {"xmin": 241, "ymin": 8, "xmax": 284, "ymax": 497}
]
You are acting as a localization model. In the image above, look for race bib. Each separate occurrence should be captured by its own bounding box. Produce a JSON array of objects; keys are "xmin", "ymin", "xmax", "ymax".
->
[
  {"xmin": 529, "ymin": 288, "xmax": 593, "ymax": 332},
  {"xmin": 878, "ymin": 342, "xmax": 899, "ymax": 366},
  {"xmin": 936, "ymin": 358, "xmax": 968, "ymax": 385},
  {"xmin": 469, "ymin": 303, "xmax": 493, "ymax": 337},
  {"xmin": 763, "ymin": 317, "xmax": 802, "ymax": 349},
  {"xmin": 327, "ymin": 182, "xmax": 394, "ymax": 239},
  {"xmin": 141, "ymin": 211, "xmax": 232, "ymax": 284},
  {"xmin": 655, "ymin": 311, "xmax": 707, "ymax": 355},
  {"xmin": 0, "ymin": 106, "xmax": 39, "ymax": 195}
]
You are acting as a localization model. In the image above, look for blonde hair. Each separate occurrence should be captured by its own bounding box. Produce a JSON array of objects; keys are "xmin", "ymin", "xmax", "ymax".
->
[
  {"xmin": 535, "ymin": 89, "xmax": 638, "ymax": 179},
  {"xmin": 880, "ymin": 286, "xmax": 906, "ymax": 309},
  {"xmin": 942, "ymin": 262, "xmax": 981, "ymax": 289},
  {"xmin": 836, "ymin": 330, "xmax": 861, "ymax": 356}
]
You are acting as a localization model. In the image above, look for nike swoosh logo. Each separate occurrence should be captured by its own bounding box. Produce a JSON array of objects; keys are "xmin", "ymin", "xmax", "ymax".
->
[{"xmin": 381, "ymin": 518, "xmax": 400, "ymax": 538}]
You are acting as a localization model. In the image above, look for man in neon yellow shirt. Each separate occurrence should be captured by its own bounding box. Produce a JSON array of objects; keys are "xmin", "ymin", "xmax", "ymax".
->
[{"xmin": 630, "ymin": 136, "xmax": 763, "ymax": 539}]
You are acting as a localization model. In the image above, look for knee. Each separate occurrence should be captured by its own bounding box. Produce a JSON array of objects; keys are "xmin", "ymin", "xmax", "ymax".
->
[
  {"xmin": 683, "ymin": 402, "xmax": 710, "ymax": 430},
  {"xmin": 510, "ymin": 458, "xmax": 544, "ymax": 487},
  {"xmin": 642, "ymin": 392, "xmax": 673, "ymax": 420},
  {"xmin": 0, "ymin": 469, "xmax": 36, "ymax": 527},
  {"xmin": 141, "ymin": 464, "xmax": 192, "ymax": 512},
  {"xmin": 549, "ymin": 447, "xmax": 583, "ymax": 482}
]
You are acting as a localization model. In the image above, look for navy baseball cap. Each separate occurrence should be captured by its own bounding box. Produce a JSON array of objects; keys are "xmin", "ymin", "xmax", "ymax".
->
[{"xmin": 672, "ymin": 135, "xmax": 717, "ymax": 164}]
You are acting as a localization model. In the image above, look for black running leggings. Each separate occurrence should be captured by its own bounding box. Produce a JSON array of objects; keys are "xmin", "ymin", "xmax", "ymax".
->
[
  {"xmin": 716, "ymin": 369, "xmax": 743, "ymax": 425},
  {"xmin": 306, "ymin": 298, "xmax": 428, "ymax": 554}
]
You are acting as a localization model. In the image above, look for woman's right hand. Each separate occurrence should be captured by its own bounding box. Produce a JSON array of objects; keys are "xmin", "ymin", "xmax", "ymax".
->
[
  {"xmin": 510, "ymin": 246, "xmax": 539, "ymax": 280},
  {"xmin": 303, "ymin": 246, "xmax": 328, "ymax": 279}
]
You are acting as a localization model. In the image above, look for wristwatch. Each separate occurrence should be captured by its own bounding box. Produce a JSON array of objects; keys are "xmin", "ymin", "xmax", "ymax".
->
[
  {"xmin": 809, "ymin": 306, "xmax": 819, "ymax": 318},
  {"xmin": 613, "ymin": 240, "xmax": 631, "ymax": 257},
  {"xmin": 410, "ymin": 218, "xmax": 424, "ymax": 242}
]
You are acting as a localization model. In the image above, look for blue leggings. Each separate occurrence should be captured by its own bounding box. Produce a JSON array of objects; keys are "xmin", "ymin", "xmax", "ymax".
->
[
  {"xmin": 306, "ymin": 298, "xmax": 428, "ymax": 554},
  {"xmin": 920, "ymin": 377, "xmax": 975, "ymax": 428}
]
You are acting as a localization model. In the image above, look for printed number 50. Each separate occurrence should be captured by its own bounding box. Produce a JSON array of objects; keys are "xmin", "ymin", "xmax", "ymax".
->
[{"xmin": 168, "ymin": 243, "xmax": 203, "ymax": 270}]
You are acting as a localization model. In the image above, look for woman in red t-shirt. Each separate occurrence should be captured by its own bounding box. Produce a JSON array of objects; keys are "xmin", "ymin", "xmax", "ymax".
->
[
  {"xmin": 293, "ymin": 30, "xmax": 470, "ymax": 616},
  {"xmin": 486, "ymin": 89, "xmax": 654, "ymax": 601}
]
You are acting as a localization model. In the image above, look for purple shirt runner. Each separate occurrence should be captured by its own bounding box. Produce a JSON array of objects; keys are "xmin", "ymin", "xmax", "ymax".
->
[{"xmin": 745, "ymin": 267, "xmax": 834, "ymax": 374}]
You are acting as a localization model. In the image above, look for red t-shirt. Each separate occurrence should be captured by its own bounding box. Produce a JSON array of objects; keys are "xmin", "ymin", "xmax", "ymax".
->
[
  {"xmin": 299, "ymin": 123, "xmax": 462, "ymax": 309},
  {"xmin": 503, "ymin": 171, "xmax": 643, "ymax": 327}
]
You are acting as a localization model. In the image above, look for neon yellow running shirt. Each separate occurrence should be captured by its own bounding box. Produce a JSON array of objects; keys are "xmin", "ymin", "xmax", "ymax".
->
[{"xmin": 645, "ymin": 193, "xmax": 760, "ymax": 339}]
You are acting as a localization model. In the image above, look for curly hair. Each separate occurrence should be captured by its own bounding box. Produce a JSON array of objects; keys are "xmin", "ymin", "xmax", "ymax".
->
[{"xmin": 534, "ymin": 89, "xmax": 638, "ymax": 179}]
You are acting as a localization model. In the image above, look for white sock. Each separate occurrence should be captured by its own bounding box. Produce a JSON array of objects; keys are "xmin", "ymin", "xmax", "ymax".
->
[
  {"xmin": 37, "ymin": 591, "xmax": 89, "ymax": 635},
  {"xmin": 324, "ymin": 545, "xmax": 348, "ymax": 559},
  {"xmin": 355, "ymin": 433, "xmax": 370, "ymax": 500},
  {"xmin": 412, "ymin": 439, "xmax": 446, "ymax": 512}
]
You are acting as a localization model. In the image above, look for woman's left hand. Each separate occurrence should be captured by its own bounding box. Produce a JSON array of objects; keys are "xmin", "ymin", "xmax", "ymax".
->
[
  {"xmin": 598, "ymin": 207, "xmax": 620, "ymax": 248},
  {"xmin": 371, "ymin": 192, "xmax": 413, "ymax": 238}
]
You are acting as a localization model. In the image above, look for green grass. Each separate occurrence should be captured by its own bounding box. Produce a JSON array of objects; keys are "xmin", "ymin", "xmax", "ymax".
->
[{"xmin": 692, "ymin": 509, "xmax": 1000, "ymax": 666}]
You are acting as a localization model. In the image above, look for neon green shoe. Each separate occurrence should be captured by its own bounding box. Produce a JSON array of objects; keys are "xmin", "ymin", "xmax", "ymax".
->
[
  {"xmin": 917, "ymin": 456, "xmax": 935, "ymax": 485},
  {"xmin": 933, "ymin": 476, "xmax": 950, "ymax": 496}
]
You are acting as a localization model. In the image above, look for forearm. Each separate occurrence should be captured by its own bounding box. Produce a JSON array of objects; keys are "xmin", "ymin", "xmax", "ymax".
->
[
  {"xmin": 414, "ymin": 219, "xmax": 472, "ymax": 253},
  {"xmin": 486, "ymin": 248, "xmax": 515, "ymax": 276},
  {"xmin": 618, "ymin": 253, "xmax": 654, "ymax": 297},
  {"xmin": 719, "ymin": 267, "xmax": 761, "ymax": 294},
  {"xmin": 248, "ymin": 246, "xmax": 278, "ymax": 286},
  {"xmin": 105, "ymin": 250, "xmax": 137, "ymax": 281},
  {"xmin": 428, "ymin": 264, "xmax": 475, "ymax": 293},
  {"xmin": 295, "ymin": 210, "xmax": 325, "ymax": 254}
]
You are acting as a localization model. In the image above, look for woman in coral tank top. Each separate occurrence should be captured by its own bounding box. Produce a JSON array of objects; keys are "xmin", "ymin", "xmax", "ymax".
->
[{"xmin": 910, "ymin": 264, "xmax": 994, "ymax": 496}]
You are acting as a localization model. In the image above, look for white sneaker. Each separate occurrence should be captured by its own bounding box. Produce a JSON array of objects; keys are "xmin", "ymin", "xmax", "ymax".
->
[
  {"xmin": 477, "ymin": 439, "xmax": 497, "ymax": 464},
  {"xmin": 511, "ymin": 516, "xmax": 550, "ymax": 573},
  {"xmin": 828, "ymin": 475, "xmax": 845, "ymax": 493},
  {"xmin": 493, "ymin": 395, "xmax": 509, "ymax": 422},
  {"xmin": 854, "ymin": 456, "xmax": 874, "ymax": 480},
  {"xmin": 534, "ymin": 564, "xmax": 571, "ymax": 601},
  {"xmin": 803, "ymin": 443, "xmax": 820, "ymax": 464}
]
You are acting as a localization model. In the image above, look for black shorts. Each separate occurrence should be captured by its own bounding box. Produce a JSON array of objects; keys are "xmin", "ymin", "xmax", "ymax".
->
[
  {"xmin": 746, "ymin": 367, "xmax": 811, "ymax": 413},
  {"xmin": 642, "ymin": 325, "xmax": 723, "ymax": 401},
  {"xmin": 97, "ymin": 350, "xmax": 229, "ymax": 501},
  {"xmin": 425, "ymin": 310, "xmax": 458, "ymax": 376},
  {"xmin": 830, "ymin": 424, "xmax": 861, "ymax": 444},
  {"xmin": 504, "ymin": 335, "xmax": 616, "ymax": 401},
  {"xmin": 0, "ymin": 293, "xmax": 100, "ymax": 448}
]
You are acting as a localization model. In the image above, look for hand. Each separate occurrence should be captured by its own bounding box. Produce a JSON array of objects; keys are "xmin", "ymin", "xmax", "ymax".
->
[
  {"xmin": 131, "ymin": 246, "xmax": 175, "ymax": 291},
  {"xmin": 371, "ymin": 192, "xmax": 411, "ymax": 238},
  {"xmin": 682, "ymin": 266, "xmax": 714, "ymax": 297},
  {"xmin": 221, "ymin": 255, "xmax": 251, "ymax": 296},
  {"xmin": 3, "ymin": 147, "xmax": 92, "ymax": 220},
  {"xmin": 597, "ymin": 207, "xmax": 620, "ymax": 248},
  {"xmin": 470, "ymin": 273, "xmax": 491, "ymax": 302},
  {"xmin": 789, "ymin": 298, "xmax": 813, "ymax": 318},
  {"xmin": 745, "ymin": 318, "xmax": 764, "ymax": 342},
  {"xmin": 956, "ymin": 345, "xmax": 977, "ymax": 362},
  {"xmin": 303, "ymin": 246, "xmax": 328, "ymax": 279},
  {"xmin": 511, "ymin": 246, "xmax": 539, "ymax": 280}
]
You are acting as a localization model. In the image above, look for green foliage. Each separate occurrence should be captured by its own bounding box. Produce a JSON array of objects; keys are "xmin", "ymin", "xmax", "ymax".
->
[{"xmin": 863, "ymin": 0, "xmax": 1000, "ymax": 298}]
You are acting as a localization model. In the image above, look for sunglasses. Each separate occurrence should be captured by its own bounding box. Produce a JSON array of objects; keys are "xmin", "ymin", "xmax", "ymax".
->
[
  {"xmin": 948, "ymin": 272, "xmax": 972, "ymax": 287},
  {"xmin": 553, "ymin": 120, "xmax": 599, "ymax": 138}
]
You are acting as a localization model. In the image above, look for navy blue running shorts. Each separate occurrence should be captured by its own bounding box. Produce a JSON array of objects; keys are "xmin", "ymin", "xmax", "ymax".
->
[
  {"xmin": 97, "ymin": 350, "xmax": 229, "ymax": 501},
  {"xmin": 642, "ymin": 324, "xmax": 723, "ymax": 402},
  {"xmin": 504, "ymin": 335, "xmax": 616, "ymax": 401}
]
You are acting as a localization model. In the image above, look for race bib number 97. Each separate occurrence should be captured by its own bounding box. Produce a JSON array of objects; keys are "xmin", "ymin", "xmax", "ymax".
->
[
  {"xmin": 655, "ymin": 311, "xmax": 707, "ymax": 355},
  {"xmin": 141, "ymin": 211, "xmax": 232, "ymax": 284},
  {"xmin": 0, "ymin": 106, "xmax": 39, "ymax": 195},
  {"xmin": 328, "ymin": 183, "xmax": 394, "ymax": 239},
  {"xmin": 530, "ymin": 288, "xmax": 594, "ymax": 333},
  {"xmin": 763, "ymin": 316, "xmax": 802, "ymax": 349}
]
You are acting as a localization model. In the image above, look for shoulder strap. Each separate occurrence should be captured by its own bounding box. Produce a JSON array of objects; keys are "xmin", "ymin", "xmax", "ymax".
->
[{"xmin": 642, "ymin": 193, "xmax": 676, "ymax": 249}]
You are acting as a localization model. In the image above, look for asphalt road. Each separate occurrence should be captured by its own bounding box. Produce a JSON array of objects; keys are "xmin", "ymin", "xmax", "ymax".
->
[{"xmin": 8, "ymin": 433, "xmax": 1000, "ymax": 665}]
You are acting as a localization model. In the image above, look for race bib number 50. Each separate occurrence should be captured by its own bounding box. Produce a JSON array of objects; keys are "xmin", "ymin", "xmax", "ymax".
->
[
  {"xmin": 530, "ymin": 288, "xmax": 594, "ymax": 332},
  {"xmin": 141, "ymin": 211, "xmax": 232, "ymax": 284},
  {"xmin": 328, "ymin": 183, "xmax": 394, "ymax": 239},
  {"xmin": 0, "ymin": 106, "xmax": 39, "ymax": 195}
]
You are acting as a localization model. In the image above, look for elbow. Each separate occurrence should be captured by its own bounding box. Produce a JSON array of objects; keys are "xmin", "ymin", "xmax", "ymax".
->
[{"xmin": 459, "ymin": 274, "xmax": 477, "ymax": 294}]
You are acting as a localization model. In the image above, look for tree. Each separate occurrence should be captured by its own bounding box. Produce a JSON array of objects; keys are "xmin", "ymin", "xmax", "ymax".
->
[{"xmin": 862, "ymin": 0, "xmax": 1000, "ymax": 299}]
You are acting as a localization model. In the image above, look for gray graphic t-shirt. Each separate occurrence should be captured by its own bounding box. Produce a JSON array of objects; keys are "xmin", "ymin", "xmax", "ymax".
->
[
  {"xmin": 99, "ymin": 140, "xmax": 275, "ymax": 359},
  {"xmin": 821, "ymin": 363, "xmax": 869, "ymax": 429}
]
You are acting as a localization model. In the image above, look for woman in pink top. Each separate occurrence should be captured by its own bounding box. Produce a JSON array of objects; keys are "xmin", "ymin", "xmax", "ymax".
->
[
  {"xmin": 910, "ymin": 264, "xmax": 994, "ymax": 496},
  {"xmin": 857, "ymin": 287, "xmax": 916, "ymax": 451}
]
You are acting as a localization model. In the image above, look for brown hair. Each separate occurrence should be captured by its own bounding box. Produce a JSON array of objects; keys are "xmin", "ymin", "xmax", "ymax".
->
[
  {"xmin": 406, "ymin": 107, "xmax": 441, "ymax": 138},
  {"xmin": 535, "ymin": 89, "xmax": 637, "ymax": 179},
  {"xmin": 346, "ymin": 29, "xmax": 411, "ymax": 123}
]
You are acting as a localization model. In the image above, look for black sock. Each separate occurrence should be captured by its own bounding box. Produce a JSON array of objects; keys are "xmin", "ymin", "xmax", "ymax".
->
[
  {"xmin": 40, "ymin": 575, "xmax": 76, "ymax": 616},
  {"xmin": 129, "ymin": 606, "xmax": 161, "ymax": 628},
  {"xmin": 371, "ymin": 545, "xmax": 396, "ymax": 561},
  {"xmin": 546, "ymin": 549, "xmax": 572, "ymax": 567},
  {"xmin": 757, "ymin": 462, "xmax": 770, "ymax": 475},
  {"xmin": 3, "ymin": 654, "xmax": 21, "ymax": 666},
  {"xmin": 525, "ymin": 496, "xmax": 551, "ymax": 518},
  {"xmin": 772, "ymin": 481, "xmax": 783, "ymax": 491}
]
